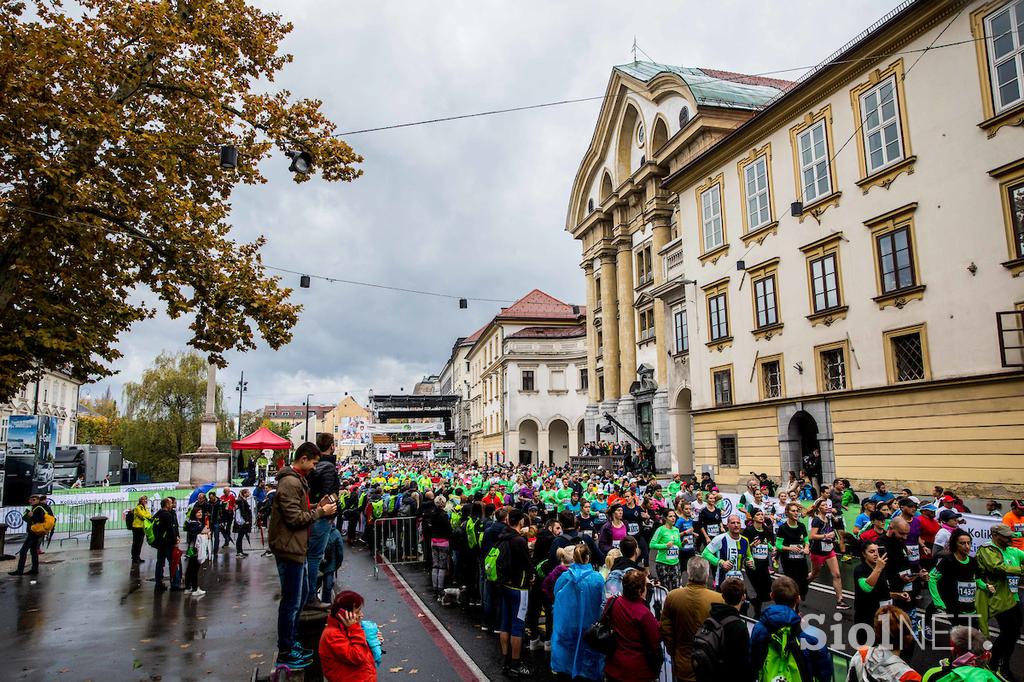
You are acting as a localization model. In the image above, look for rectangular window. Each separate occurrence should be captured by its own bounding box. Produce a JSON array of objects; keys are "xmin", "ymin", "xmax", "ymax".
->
[
  {"xmin": 636, "ymin": 245, "xmax": 653, "ymax": 286},
  {"xmin": 579, "ymin": 368, "xmax": 588, "ymax": 391},
  {"xmin": 891, "ymin": 332, "xmax": 925, "ymax": 382},
  {"xmin": 718, "ymin": 435, "xmax": 738, "ymax": 467},
  {"xmin": 753, "ymin": 275, "xmax": 778, "ymax": 328},
  {"xmin": 674, "ymin": 308, "xmax": 689, "ymax": 353},
  {"xmin": 876, "ymin": 226, "xmax": 916, "ymax": 293},
  {"xmin": 810, "ymin": 254, "xmax": 840, "ymax": 312},
  {"xmin": 709, "ymin": 293, "xmax": 728, "ymax": 341},
  {"xmin": 521, "ymin": 370, "xmax": 534, "ymax": 392},
  {"xmin": 985, "ymin": 0, "xmax": 1024, "ymax": 113},
  {"xmin": 1012, "ymin": 180, "xmax": 1024, "ymax": 258},
  {"xmin": 821, "ymin": 348, "xmax": 848, "ymax": 391},
  {"xmin": 639, "ymin": 309, "xmax": 655, "ymax": 341},
  {"xmin": 760, "ymin": 358, "xmax": 783, "ymax": 399},
  {"xmin": 860, "ymin": 76, "xmax": 904, "ymax": 173},
  {"xmin": 550, "ymin": 369, "xmax": 566, "ymax": 391},
  {"xmin": 598, "ymin": 374, "xmax": 605, "ymax": 402},
  {"xmin": 798, "ymin": 119, "xmax": 832, "ymax": 203},
  {"xmin": 713, "ymin": 368, "xmax": 733, "ymax": 407},
  {"xmin": 701, "ymin": 184, "xmax": 724, "ymax": 251},
  {"xmin": 597, "ymin": 331, "xmax": 604, "ymax": 355},
  {"xmin": 744, "ymin": 155, "xmax": 772, "ymax": 229}
]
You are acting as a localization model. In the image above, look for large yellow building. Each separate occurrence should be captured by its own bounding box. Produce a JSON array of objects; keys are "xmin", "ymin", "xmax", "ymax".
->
[{"xmin": 568, "ymin": 0, "xmax": 1024, "ymax": 496}]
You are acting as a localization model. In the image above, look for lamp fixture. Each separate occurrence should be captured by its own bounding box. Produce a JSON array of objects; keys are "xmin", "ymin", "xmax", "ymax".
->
[
  {"xmin": 790, "ymin": 201, "xmax": 803, "ymax": 217},
  {"xmin": 299, "ymin": 274, "xmax": 311, "ymax": 288},
  {"xmin": 286, "ymin": 150, "xmax": 313, "ymax": 174},
  {"xmin": 219, "ymin": 145, "xmax": 238, "ymax": 169},
  {"xmin": 459, "ymin": 298, "xmax": 468, "ymax": 309},
  {"xmin": 736, "ymin": 259, "xmax": 746, "ymax": 271}
]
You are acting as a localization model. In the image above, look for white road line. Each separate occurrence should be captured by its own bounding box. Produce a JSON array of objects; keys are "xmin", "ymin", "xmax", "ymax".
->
[{"xmin": 383, "ymin": 562, "xmax": 490, "ymax": 682}]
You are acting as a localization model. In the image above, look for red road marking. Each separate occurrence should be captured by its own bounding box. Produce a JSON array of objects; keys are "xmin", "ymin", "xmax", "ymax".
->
[{"xmin": 379, "ymin": 561, "xmax": 478, "ymax": 682}]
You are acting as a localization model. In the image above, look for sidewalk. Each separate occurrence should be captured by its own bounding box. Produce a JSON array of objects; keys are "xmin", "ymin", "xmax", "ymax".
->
[{"xmin": 0, "ymin": 535, "xmax": 480, "ymax": 681}]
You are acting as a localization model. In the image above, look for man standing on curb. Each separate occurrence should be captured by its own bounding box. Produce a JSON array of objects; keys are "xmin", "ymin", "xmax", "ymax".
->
[
  {"xmin": 269, "ymin": 442, "xmax": 338, "ymax": 670},
  {"xmin": 305, "ymin": 432, "xmax": 340, "ymax": 611}
]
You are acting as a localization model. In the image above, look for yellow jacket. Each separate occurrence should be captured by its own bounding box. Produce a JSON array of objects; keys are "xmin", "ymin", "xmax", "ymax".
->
[{"xmin": 131, "ymin": 503, "xmax": 152, "ymax": 529}]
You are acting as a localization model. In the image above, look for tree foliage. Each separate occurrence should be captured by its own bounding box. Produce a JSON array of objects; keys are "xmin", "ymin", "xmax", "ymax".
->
[
  {"xmin": 0, "ymin": 0, "xmax": 362, "ymax": 402},
  {"xmin": 78, "ymin": 414, "xmax": 119, "ymax": 444},
  {"xmin": 116, "ymin": 350, "xmax": 230, "ymax": 481}
]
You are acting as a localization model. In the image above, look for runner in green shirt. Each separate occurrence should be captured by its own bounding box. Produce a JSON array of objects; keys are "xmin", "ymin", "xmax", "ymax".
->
[{"xmin": 650, "ymin": 510, "xmax": 683, "ymax": 591}]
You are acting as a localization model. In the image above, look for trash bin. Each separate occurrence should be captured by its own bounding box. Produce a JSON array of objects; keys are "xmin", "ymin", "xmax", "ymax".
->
[
  {"xmin": 89, "ymin": 516, "xmax": 108, "ymax": 550},
  {"xmin": 0, "ymin": 522, "xmax": 8, "ymax": 559}
]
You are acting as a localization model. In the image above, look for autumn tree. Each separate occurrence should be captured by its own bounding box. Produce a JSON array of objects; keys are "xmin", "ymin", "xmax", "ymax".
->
[
  {"xmin": 117, "ymin": 350, "xmax": 230, "ymax": 480},
  {"xmin": 0, "ymin": 0, "xmax": 362, "ymax": 402}
]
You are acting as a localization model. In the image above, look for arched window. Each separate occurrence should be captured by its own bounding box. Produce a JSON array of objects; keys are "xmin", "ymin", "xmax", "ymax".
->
[
  {"xmin": 679, "ymin": 106, "xmax": 691, "ymax": 128},
  {"xmin": 652, "ymin": 117, "xmax": 669, "ymax": 153},
  {"xmin": 587, "ymin": 198, "xmax": 595, "ymax": 213}
]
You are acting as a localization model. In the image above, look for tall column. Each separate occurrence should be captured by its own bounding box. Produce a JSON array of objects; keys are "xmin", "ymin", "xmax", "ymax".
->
[
  {"xmin": 599, "ymin": 250, "xmax": 621, "ymax": 401},
  {"xmin": 568, "ymin": 421, "xmax": 580, "ymax": 463},
  {"xmin": 651, "ymin": 216, "xmax": 672, "ymax": 386},
  {"xmin": 538, "ymin": 428, "xmax": 551, "ymax": 466},
  {"xmin": 615, "ymin": 241, "xmax": 637, "ymax": 395},
  {"xmin": 583, "ymin": 261, "xmax": 600, "ymax": 405},
  {"xmin": 198, "ymin": 361, "xmax": 219, "ymax": 454}
]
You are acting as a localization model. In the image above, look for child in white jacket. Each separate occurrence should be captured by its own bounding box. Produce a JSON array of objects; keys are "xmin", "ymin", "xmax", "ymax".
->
[{"xmin": 185, "ymin": 524, "xmax": 211, "ymax": 597}]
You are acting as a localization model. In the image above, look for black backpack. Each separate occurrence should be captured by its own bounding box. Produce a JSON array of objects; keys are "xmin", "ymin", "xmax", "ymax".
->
[
  {"xmin": 692, "ymin": 613, "xmax": 740, "ymax": 682},
  {"xmin": 124, "ymin": 507, "xmax": 135, "ymax": 530}
]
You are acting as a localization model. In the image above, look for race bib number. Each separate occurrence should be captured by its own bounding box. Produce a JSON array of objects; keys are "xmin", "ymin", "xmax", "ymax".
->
[
  {"xmin": 879, "ymin": 599, "xmax": 893, "ymax": 607},
  {"xmin": 705, "ymin": 524, "xmax": 720, "ymax": 537},
  {"xmin": 597, "ymin": 512, "xmax": 606, "ymax": 522},
  {"xmin": 725, "ymin": 569, "xmax": 743, "ymax": 579},
  {"xmin": 752, "ymin": 544, "xmax": 770, "ymax": 560},
  {"xmin": 820, "ymin": 542, "xmax": 833, "ymax": 553},
  {"xmin": 1010, "ymin": 575, "xmax": 1020, "ymax": 592},
  {"xmin": 907, "ymin": 544, "xmax": 920, "ymax": 563},
  {"xmin": 957, "ymin": 581, "xmax": 976, "ymax": 603},
  {"xmin": 627, "ymin": 523, "xmax": 640, "ymax": 535},
  {"xmin": 581, "ymin": 530, "xmax": 594, "ymax": 539},
  {"xmin": 683, "ymin": 533, "xmax": 694, "ymax": 549},
  {"xmin": 903, "ymin": 582, "xmax": 914, "ymax": 592},
  {"xmin": 1015, "ymin": 522, "xmax": 1024, "ymax": 533},
  {"xmin": 612, "ymin": 540, "xmax": 621, "ymax": 549},
  {"xmin": 666, "ymin": 547, "xmax": 679, "ymax": 560}
]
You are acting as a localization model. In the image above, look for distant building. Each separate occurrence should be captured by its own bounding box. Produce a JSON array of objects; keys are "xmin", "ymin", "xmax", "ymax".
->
[
  {"xmin": 413, "ymin": 376, "xmax": 440, "ymax": 395},
  {"xmin": 0, "ymin": 369, "xmax": 82, "ymax": 446},
  {"xmin": 262, "ymin": 403, "xmax": 333, "ymax": 431}
]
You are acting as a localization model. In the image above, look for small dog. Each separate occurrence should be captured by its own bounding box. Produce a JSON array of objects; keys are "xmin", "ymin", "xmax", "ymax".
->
[{"xmin": 441, "ymin": 586, "xmax": 465, "ymax": 607}]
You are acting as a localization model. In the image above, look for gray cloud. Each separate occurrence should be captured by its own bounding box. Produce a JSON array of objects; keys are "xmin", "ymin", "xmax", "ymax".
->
[{"xmin": 92, "ymin": 0, "xmax": 904, "ymax": 413}]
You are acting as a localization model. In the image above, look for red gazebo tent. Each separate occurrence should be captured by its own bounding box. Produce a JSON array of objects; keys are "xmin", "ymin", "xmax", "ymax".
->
[{"xmin": 232, "ymin": 426, "xmax": 292, "ymax": 451}]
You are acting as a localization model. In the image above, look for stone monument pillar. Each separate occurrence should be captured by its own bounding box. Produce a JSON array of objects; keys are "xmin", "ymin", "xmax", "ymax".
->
[{"xmin": 178, "ymin": 361, "xmax": 230, "ymax": 487}]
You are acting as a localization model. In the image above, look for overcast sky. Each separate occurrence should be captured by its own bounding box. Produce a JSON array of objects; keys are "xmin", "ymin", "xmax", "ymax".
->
[{"xmin": 91, "ymin": 0, "xmax": 903, "ymax": 414}]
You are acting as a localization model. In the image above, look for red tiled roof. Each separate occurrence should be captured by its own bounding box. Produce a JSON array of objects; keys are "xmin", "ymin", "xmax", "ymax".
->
[
  {"xmin": 698, "ymin": 67, "xmax": 796, "ymax": 92},
  {"xmin": 507, "ymin": 325, "xmax": 586, "ymax": 339},
  {"xmin": 463, "ymin": 323, "xmax": 488, "ymax": 344},
  {"xmin": 496, "ymin": 289, "xmax": 582, "ymax": 320}
]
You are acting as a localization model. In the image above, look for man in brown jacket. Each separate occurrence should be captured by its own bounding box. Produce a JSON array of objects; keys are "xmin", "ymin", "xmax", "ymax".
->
[
  {"xmin": 269, "ymin": 442, "xmax": 337, "ymax": 669},
  {"xmin": 659, "ymin": 556, "xmax": 723, "ymax": 682}
]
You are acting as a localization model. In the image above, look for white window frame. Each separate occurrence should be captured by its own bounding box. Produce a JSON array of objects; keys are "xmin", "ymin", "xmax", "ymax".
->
[
  {"xmin": 709, "ymin": 293, "xmax": 728, "ymax": 341},
  {"xmin": 701, "ymin": 185, "xmax": 724, "ymax": 251},
  {"xmin": 673, "ymin": 307, "xmax": 689, "ymax": 353},
  {"xmin": 521, "ymin": 370, "xmax": 535, "ymax": 392},
  {"xmin": 753, "ymin": 275, "xmax": 778, "ymax": 328},
  {"xmin": 985, "ymin": 0, "xmax": 1024, "ymax": 113},
  {"xmin": 798, "ymin": 120, "xmax": 832, "ymax": 203},
  {"xmin": 744, "ymin": 155, "xmax": 771, "ymax": 230},
  {"xmin": 860, "ymin": 75, "xmax": 904, "ymax": 174}
]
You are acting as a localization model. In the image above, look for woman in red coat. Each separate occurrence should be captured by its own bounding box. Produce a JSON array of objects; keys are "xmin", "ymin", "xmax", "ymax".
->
[
  {"xmin": 319, "ymin": 591, "xmax": 377, "ymax": 682},
  {"xmin": 604, "ymin": 569, "xmax": 664, "ymax": 682}
]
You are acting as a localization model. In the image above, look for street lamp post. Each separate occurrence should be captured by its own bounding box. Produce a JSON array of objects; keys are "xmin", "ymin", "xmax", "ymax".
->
[
  {"xmin": 235, "ymin": 372, "xmax": 248, "ymax": 439},
  {"xmin": 304, "ymin": 392, "xmax": 311, "ymax": 442}
]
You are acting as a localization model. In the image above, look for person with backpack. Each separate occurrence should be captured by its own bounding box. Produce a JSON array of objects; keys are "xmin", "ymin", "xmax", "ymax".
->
[
  {"xmin": 920, "ymin": 625, "xmax": 1002, "ymax": 682},
  {"xmin": 152, "ymin": 496, "xmax": 184, "ymax": 592},
  {"xmin": 9, "ymin": 494, "xmax": 50, "ymax": 577},
  {"xmin": 604, "ymin": 568, "xmax": 663, "ymax": 682},
  {"xmin": 424, "ymin": 495, "xmax": 452, "ymax": 600},
  {"xmin": 605, "ymin": 536, "xmax": 643, "ymax": 600},
  {"xmin": 693, "ymin": 576, "xmax": 749, "ymax": 682},
  {"xmin": 749, "ymin": 575, "xmax": 832, "ymax": 682},
  {"xmin": 659, "ymin": 556, "xmax": 722, "ymax": 682},
  {"xmin": 495, "ymin": 509, "xmax": 533, "ymax": 677},
  {"xmin": 129, "ymin": 495, "xmax": 152, "ymax": 565},
  {"xmin": 847, "ymin": 605, "xmax": 921, "ymax": 682},
  {"xmin": 550, "ymin": 543, "xmax": 606, "ymax": 681}
]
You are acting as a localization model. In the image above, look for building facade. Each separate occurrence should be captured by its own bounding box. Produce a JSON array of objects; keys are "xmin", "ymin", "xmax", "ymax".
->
[
  {"xmin": 0, "ymin": 369, "xmax": 82, "ymax": 446},
  {"xmin": 464, "ymin": 290, "xmax": 588, "ymax": 465},
  {"xmin": 263, "ymin": 403, "xmax": 333, "ymax": 432},
  {"xmin": 567, "ymin": 60, "xmax": 793, "ymax": 473},
  {"xmin": 440, "ymin": 335, "xmax": 475, "ymax": 459},
  {"xmin": 652, "ymin": 0, "xmax": 1023, "ymax": 496}
]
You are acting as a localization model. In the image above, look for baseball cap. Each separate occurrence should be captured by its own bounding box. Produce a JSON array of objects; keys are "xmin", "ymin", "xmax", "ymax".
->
[
  {"xmin": 942, "ymin": 493, "xmax": 956, "ymax": 502},
  {"xmin": 899, "ymin": 496, "xmax": 920, "ymax": 507},
  {"xmin": 920, "ymin": 503, "xmax": 937, "ymax": 513},
  {"xmin": 938, "ymin": 509, "xmax": 962, "ymax": 523}
]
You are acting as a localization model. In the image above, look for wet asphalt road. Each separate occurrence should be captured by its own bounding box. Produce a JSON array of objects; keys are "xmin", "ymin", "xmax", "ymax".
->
[{"xmin": 0, "ymin": 534, "xmax": 470, "ymax": 681}]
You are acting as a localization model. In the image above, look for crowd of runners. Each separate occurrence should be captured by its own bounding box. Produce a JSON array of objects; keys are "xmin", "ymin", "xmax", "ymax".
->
[{"xmin": 237, "ymin": 433, "xmax": 1021, "ymax": 682}]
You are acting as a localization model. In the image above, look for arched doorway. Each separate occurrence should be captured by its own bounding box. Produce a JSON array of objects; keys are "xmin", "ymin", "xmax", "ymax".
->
[
  {"xmin": 549, "ymin": 419, "xmax": 570, "ymax": 467},
  {"xmin": 577, "ymin": 420, "xmax": 586, "ymax": 453},
  {"xmin": 518, "ymin": 419, "xmax": 539, "ymax": 465},
  {"xmin": 670, "ymin": 388, "xmax": 694, "ymax": 474},
  {"xmin": 786, "ymin": 411, "xmax": 819, "ymax": 482}
]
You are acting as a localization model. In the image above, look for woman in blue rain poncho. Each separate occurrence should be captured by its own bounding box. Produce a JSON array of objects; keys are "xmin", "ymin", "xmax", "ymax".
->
[{"xmin": 550, "ymin": 543, "xmax": 606, "ymax": 681}]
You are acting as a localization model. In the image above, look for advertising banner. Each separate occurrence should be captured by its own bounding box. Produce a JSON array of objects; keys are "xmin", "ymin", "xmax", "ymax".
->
[
  {"xmin": 365, "ymin": 422, "xmax": 445, "ymax": 435},
  {"xmin": 4, "ymin": 415, "xmax": 56, "ymax": 505},
  {"xmin": 398, "ymin": 442, "xmax": 431, "ymax": 452},
  {"xmin": 336, "ymin": 416, "xmax": 370, "ymax": 446}
]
